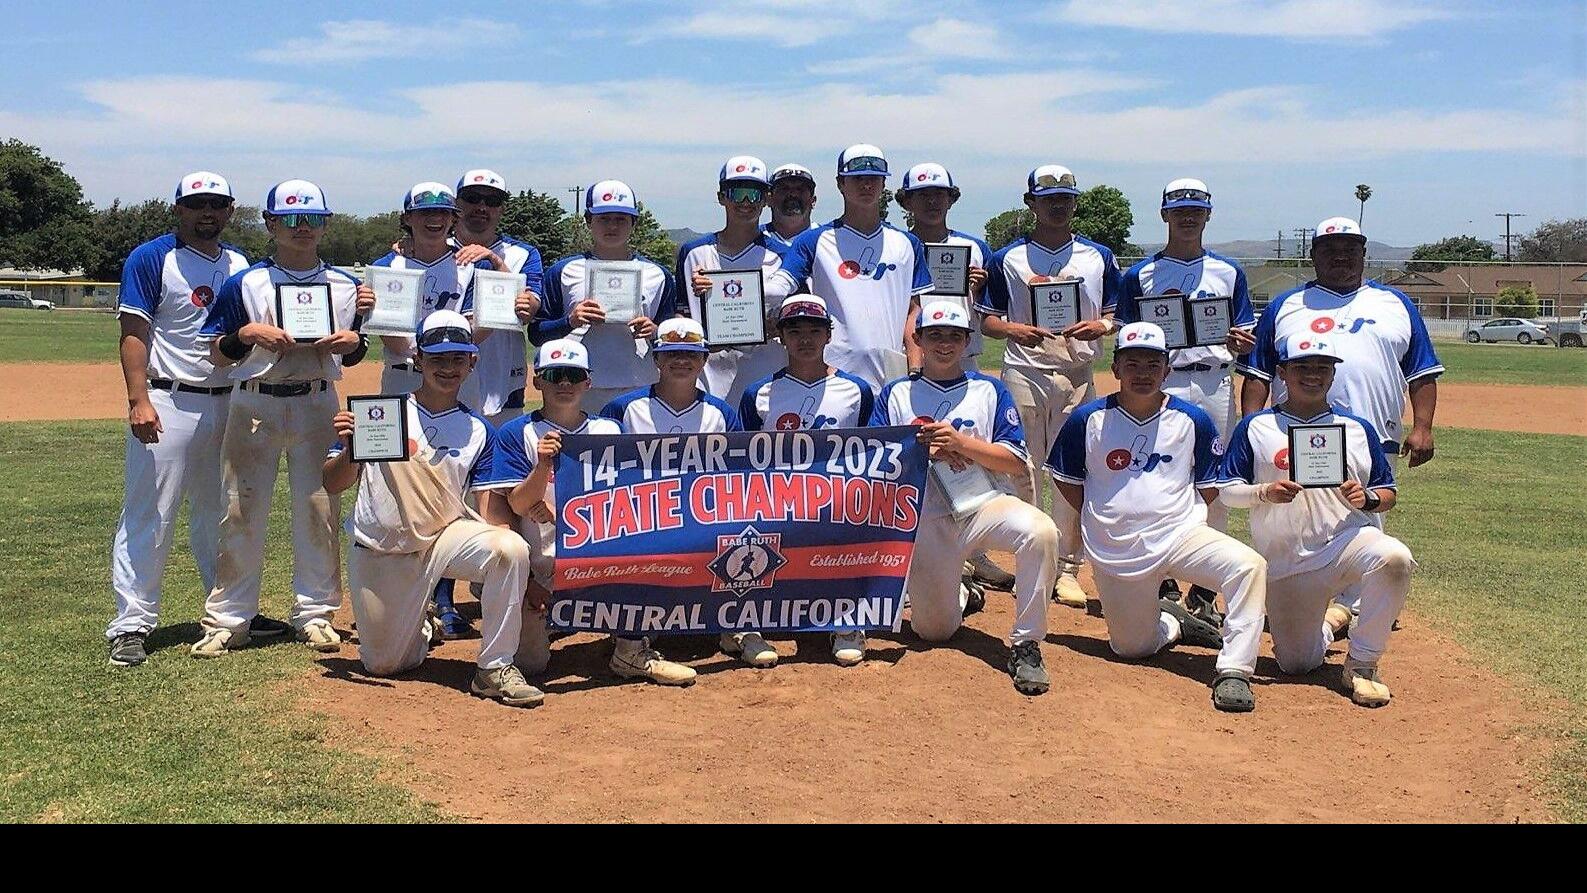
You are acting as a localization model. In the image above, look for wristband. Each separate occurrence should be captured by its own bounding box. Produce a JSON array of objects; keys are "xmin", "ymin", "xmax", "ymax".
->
[
  {"xmin": 218, "ymin": 332, "xmax": 248, "ymax": 361},
  {"xmin": 1361, "ymin": 490, "xmax": 1382, "ymax": 512}
]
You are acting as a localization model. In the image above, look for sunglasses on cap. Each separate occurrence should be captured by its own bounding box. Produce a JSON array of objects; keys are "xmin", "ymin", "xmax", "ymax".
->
[
  {"xmin": 778, "ymin": 302, "xmax": 830, "ymax": 323},
  {"xmin": 1163, "ymin": 188, "xmax": 1212, "ymax": 203},
  {"xmin": 722, "ymin": 185, "xmax": 766, "ymax": 204},
  {"xmin": 839, "ymin": 156, "xmax": 887, "ymax": 175},
  {"xmin": 270, "ymin": 213, "xmax": 328, "ymax": 229},
  {"xmin": 538, "ymin": 367, "xmax": 589, "ymax": 384},
  {"xmin": 178, "ymin": 196, "xmax": 232, "ymax": 211},
  {"xmin": 409, "ymin": 191, "xmax": 454, "ymax": 207},
  {"xmin": 418, "ymin": 326, "xmax": 473, "ymax": 348},
  {"xmin": 458, "ymin": 190, "xmax": 506, "ymax": 207},
  {"xmin": 657, "ymin": 328, "xmax": 705, "ymax": 344}
]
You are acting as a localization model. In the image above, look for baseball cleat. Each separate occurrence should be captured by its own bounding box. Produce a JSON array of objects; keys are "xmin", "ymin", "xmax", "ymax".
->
[
  {"xmin": 831, "ymin": 630, "xmax": 866, "ymax": 667},
  {"xmin": 1157, "ymin": 578, "xmax": 1183, "ymax": 603},
  {"xmin": 108, "ymin": 632, "xmax": 148, "ymax": 667},
  {"xmin": 1324, "ymin": 604, "xmax": 1354, "ymax": 639},
  {"xmin": 1160, "ymin": 598, "xmax": 1224, "ymax": 650},
  {"xmin": 1007, "ymin": 641, "xmax": 1050, "ymax": 695},
  {"xmin": 1211, "ymin": 671, "xmax": 1255, "ymax": 712},
  {"xmin": 189, "ymin": 627, "xmax": 249, "ymax": 659},
  {"xmin": 471, "ymin": 665, "xmax": 545, "ymax": 708},
  {"xmin": 296, "ymin": 619, "xmax": 342, "ymax": 653},
  {"xmin": 437, "ymin": 608, "xmax": 473, "ymax": 640},
  {"xmin": 1052, "ymin": 570, "xmax": 1088, "ymax": 608},
  {"xmin": 423, "ymin": 616, "xmax": 444, "ymax": 648},
  {"xmin": 966, "ymin": 553, "xmax": 1016, "ymax": 591},
  {"xmin": 720, "ymin": 631, "xmax": 779, "ymax": 668},
  {"xmin": 1343, "ymin": 658, "xmax": 1392, "ymax": 707},
  {"xmin": 247, "ymin": 615, "xmax": 292, "ymax": 639},
  {"xmin": 1186, "ymin": 585, "xmax": 1224, "ymax": 627},
  {"xmin": 610, "ymin": 637, "xmax": 696, "ymax": 686},
  {"xmin": 961, "ymin": 577, "xmax": 987, "ymax": 618}
]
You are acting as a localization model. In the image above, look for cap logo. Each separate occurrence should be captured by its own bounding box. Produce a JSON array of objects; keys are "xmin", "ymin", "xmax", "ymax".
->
[
  {"xmin": 190, "ymin": 180, "xmax": 203, "ymax": 189},
  {"xmin": 473, "ymin": 175, "xmax": 486, "ymax": 182},
  {"xmin": 550, "ymin": 349, "xmax": 562, "ymax": 359},
  {"xmin": 1126, "ymin": 331, "xmax": 1138, "ymax": 341},
  {"xmin": 932, "ymin": 311, "xmax": 945, "ymax": 320},
  {"xmin": 1299, "ymin": 340, "xmax": 1312, "ymax": 350},
  {"xmin": 735, "ymin": 164, "xmax": 747, "ymax": 172}
]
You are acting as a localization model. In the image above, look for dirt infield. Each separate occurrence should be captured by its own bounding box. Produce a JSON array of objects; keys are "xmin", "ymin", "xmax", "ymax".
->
[
  {"xmin": 4, "ymin": 363, "xmax": 1582, "ymax": 436},
  {"xmin": 303, "ymin": 572, "xmax": 1554, "ymax": 823}
]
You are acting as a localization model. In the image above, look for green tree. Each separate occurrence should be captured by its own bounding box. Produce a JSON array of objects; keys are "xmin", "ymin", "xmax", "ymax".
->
[
  {"xmin": 1494, "ymin": 283, "xmax": 1539, "ymax": 318},
  {"xmin": 499, "ymin": 189, "xmax": 577, "ymax": 261},
  {"xmin": 878, "ymin": 187, "xmax": 893, "ymax": 223},
  {"xmin": 1407, "ymin": 235, "xmax": 1497, "ymax": 272},
  {"xmin": 1518, "ymin": 218, "xmax": 1587, "ymax": 263},
  {"xmin": 320, "ymin": 212, "xmax": 402, "ymax": 266},
  {"xmin": 1355, "ymin": 184, "xmax": 1372, "ymax": 226},
  {"xmin": 87, "ymin": 198, "xmax": 174, "ymax": 281},
  {"xmin": 221, "ymin": 205, "xmax": 270, "ymax": 260},
  {"xmin": 1073, "ymin": 185, "xmax": 1137, "ymax": 255},
  {"xmin": 984, "ymin": 208, "xmax": 1035, "ymax": 250},
  {"xmin": 0, "ymin": 139, "xmax": 96, "ymax": 272}
]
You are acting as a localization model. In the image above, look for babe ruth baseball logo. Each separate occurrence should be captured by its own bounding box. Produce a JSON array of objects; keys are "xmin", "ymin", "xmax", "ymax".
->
[
  {"xmin": 1152, "ymin": 305, "xmax": 1169, "ymax": 318},
  {"xmin": 190, "ymin": 285, "xmax": 214, "ymax": 308},
  {"xmin": 1107, "ymin": 434, "xmax": 1172, "ymax": 473},
  {"xmin": 385, "ymin": 280, "xmax": 402, "ymax": 293},
  {"xmin": 707, "ymin": 525, "xmax": 787, "ymax": 593},
  {"xmin": 1309, "ymin": 433, "xmax": 1327, "ymax": 449},
  {"xmin": 367, "ymin": 406, "xmax": 385, "ymax": 421},
  {"xmin": 607, "ymin": 276, "xmax": 622, "ymax": 289},
  {"xmin": 939, "ymin": 250, "xmax": 954, "ymax": 263},
  {"xmin": 1274, "ymin": 447, "xmax": 1291, "ymax": 470},
  {"xmin": 295, "ymin": 290, "xmax": 313, "ymax": 304},
  {"xmin": 723, "ymin": 279, "xmax": 743, "ymax": 298}
]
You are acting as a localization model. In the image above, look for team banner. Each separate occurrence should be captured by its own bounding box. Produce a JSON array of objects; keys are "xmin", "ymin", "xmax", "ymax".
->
[{"xmin": 552, "ymin": 428, "xmax": 928, "ymax": 636}]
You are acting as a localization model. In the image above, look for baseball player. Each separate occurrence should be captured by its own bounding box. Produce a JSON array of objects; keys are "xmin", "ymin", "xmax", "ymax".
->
[
  {"xmin": 1219, "ymin": 334, "xmax": 1412, "ymax": 707},
  {"xmin": 981, "ymin": 165, "xmax": 1120, "ymax": 610},
  {"xmin": 371, "ymin": 182, "xmax": 479, "ymax": 396},
  {"xmin": 737, "ymin": 295, "xmax": 876, "ymax": 666},
  {"xmin": 1116, "ymin": 178, "xmax": 1256, "ymax": 624},
  {"xmin": 487, "ymin": 338, "xmax": 622, "ymax": 682},
  {"xmin": 873, "ymin": 301, "xmax": 1059, "ymax": 695},
  {"xmin": 532, "ymin": 180, "xmax": 677, "ymax": 414},
  {"xmin": 323, "ymin": 310, "xmax": 542, "ymax": 707},
  {"xmin": 765, "ymin": 144, "xmax": 935, "ymax": 391},
  {"xmin": 598, "ymin": 317, "xmax": 743, "ymax": 685},
  {"xmin": 1048, "ymin": 322, "xmax": 1267, "ymax": 712},
  {"xmin": 191, "ymin": 179, "xmax": 372, "ymax": 657},
  {"xmin": 677, "ymin": 155, "xmax": 788, "ymax": 405},
  {"xmin": 762, "ymin": 164, "xmax": 817, "ymax": 251},
  {"xmin": 107, "ymin": 171, "xmax": 253, "ymax": 666}
]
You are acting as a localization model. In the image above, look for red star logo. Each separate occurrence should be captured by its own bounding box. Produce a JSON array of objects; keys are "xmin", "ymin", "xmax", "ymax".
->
[
  {"xmin": 1106, "ymin": 448, "xmax": 1132, "ymax": 471},
  {"xmin": 775, "ymin": 412, "xmax": 800, "ymax": 430},
  {"xmin": 1311, "ymin": 318, "xmax": 1335, "ymax": 333},
  {"xmin": 1274, "ymin": 448, "xmax": 1290, "ymax": 470}
]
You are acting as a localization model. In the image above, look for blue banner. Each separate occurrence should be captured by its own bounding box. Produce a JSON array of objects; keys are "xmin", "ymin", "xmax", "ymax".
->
[{"xmin": 551, "ymin": 427, "xmax": 928, "ymax": 635}]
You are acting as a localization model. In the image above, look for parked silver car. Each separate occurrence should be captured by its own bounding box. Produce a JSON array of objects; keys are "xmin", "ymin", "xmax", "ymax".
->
[{"xmin": 1465, "ymin": 318, "xmax": 1550, "ymax": 344}]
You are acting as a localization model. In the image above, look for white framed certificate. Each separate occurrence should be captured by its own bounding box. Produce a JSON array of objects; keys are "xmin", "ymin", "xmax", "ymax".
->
[
  {"xmin": 1288, "ymin": 423, "xmax": 1347, "ymax": 488},
  {"xmin": 586, "ymin": 261, "xmax": 645, "ymax": 323},
  {"xmin": 925, "ymin": 244, "xmax": 971, "ymax": 298},
  {"xmin": 930, "ymin": 458, "xmax": 1000, "ymax": 519},
  {"xmin": 275, "ymin": 283, "xmax": 334, "ymax": 342},
  {"xmin": 700, "ymin": 270, "xmax": 767, "ymax": 347},
  {"xmin": 1136, "ymin": 295, "xmax": 1191, "ymax": 349},
  {"xmin": 1031, "ymin": 280, "xmax": 1082, "ymax": 332},
  {"xmin": 472, "ymin": 269, "xmax": 526, "ymax": 332},
  {"xmin": 881, "ymin": 348, "xmax": 909, "ymax": 381},
  {"xmin": 363, "ymin": 267, "xmax": 424, "ymax": 336},
  {"xmin": 347, "ymin": 395, "xmax": 411, "ymax": 463},
  {"xmin": 1189, "ymin": 296, "xmax": 1233, "ymax": 347}
]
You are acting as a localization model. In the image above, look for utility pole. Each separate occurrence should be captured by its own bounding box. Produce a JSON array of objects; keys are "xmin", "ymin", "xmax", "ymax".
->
[
  {"xmin": 567, "ymin": 186, "xmax": 584, "ymax": 215},
  {"xmin": 1495, "ymin": 212, "xmax": 1525, "ymax": 262},
  {"xmin": 1274, "ymin": 229, "xmax": 1284, "ymax": 260},
  {"xmin": 1292, "ymin": 227, "xmax": 1314, "ymax": 260}
]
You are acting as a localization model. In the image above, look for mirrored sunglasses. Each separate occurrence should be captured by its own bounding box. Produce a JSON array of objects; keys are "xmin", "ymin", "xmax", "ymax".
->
[
  {"xmin": 458, "ymin": 190, "xmax": 506, "ymax": 207},
  {"xmin": 418, "ymin": 326, "xmax": 473, "ymax": 348},
  {"xmin": 723, "ymin": 185, "xmax": 766, "ymax": 204},
  {"xmin": 1163, "ymin": 188, "xmax": 1212, "ymax": 203},
  {"xmin": 178, "ymin": 196, "xmax": 232, "ymax": 211},
  {"xmin": 839, "ymin": 156, "xmax": 887, "ymax": 174},
  {"xmin": 538, "ymin": 367, "xmax": 589, "ymax": 384},
  {"xmin": 272, "ymin": 213, "xmax": 328, "ymax": 229},
  {"xmin": 657, "ymin": 328, "xmax": 705, "ymax": 344},
  {"xmin": 409, "ymin": 191, "xmax": 452, "ymax": 207}
]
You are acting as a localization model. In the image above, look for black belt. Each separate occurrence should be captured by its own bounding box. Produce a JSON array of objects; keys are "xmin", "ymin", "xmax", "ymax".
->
[
  {"xmin": 389, "ymin": 362, "xmax": 414, "ymax": 372},
  {"xmin": 149, "ymin": 378, "xmax": 232, "ymax": 395},
  {"xmin": 239, "ymin": 379, "xmax": 328, "ymax": 397},
  {"xmin": 1172, "ymin": 363, "xmax": 1230, "ymax": 372}
]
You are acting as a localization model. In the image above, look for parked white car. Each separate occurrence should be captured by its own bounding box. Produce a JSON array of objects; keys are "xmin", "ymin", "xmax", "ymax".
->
[
  {"xmin": 1465, "ymin": 318, "xmax": 1550, "ymax": 344},
  {"xmin": 0, "ymin": 291, "xmax": 54, "ymax": 310}
]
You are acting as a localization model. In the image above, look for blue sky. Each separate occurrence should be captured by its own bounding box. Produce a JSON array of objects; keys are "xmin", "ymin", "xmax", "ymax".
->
[{"xmin": 3, "ymin": 0, "xmax": 1582, "ymax": 250}]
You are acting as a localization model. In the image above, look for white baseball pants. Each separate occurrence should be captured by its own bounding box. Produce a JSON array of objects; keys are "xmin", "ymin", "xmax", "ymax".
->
[
  {"xmin": 380, "ymin": 362, "xmax": 421, "ymax": 396},
  {"xmin": 907, "ymin": 495, "xmax": 1058, "ymax": 646},
  {"xmin": 1000, "ymin": 364, "xmax": 1091, "ymax": 569},
  {"xmin": 1269, "ymin": 527, "xmax": 1414, "ymax": 673},
  {"xmin": 1163, "ymin": 365, "xmax": 1236, "ymax": 533}
]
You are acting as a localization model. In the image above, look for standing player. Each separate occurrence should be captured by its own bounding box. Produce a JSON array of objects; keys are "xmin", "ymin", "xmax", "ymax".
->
[
  {"xmin": 324, "ymin": 310, "xmax": 542, "ymax": 707},
  {"xmin": 191, "ymin": 179, "xmax": 371, "ymax": 657},
  {"xmin": 532, "ymin": 180, "xmax": 676, "ymax": 413},
  {"xmin": 455, "ymin": 168, "xmax": 544, "ymax": 427},
  {"xmin": 677, "ymin": 155, "xmax": 787, "ymax": 404},
  {"xmin": 981, "ymin": 165, "xmax": 1120, "ymax": 610},
  {"xmin": 738, "ymin": 296, "xmax": 876, "ymax": 666},
  {"xmin": 1048, "ymin": 322, "xmax": 1267, "ymax": 712},
  {"xmin": 107, "ymin": 172, "xmax": 252, "ymax": 666},
  {"xmin": 372, "ymin": 182, "xmax": 476, "ymax": 396},
  {"xmin": 1116, "ymin": 178, "xmax": 1256, "ymax": 623},
  {"xmin": 766, "ymin": 144, "xmax": 935, "ymax": 391},
  {"xmin": 599, "ymin": 317, "xmax": 742, "ymax": 685},
  {"xmin": 762, "ymin": 164, "xmax": 817, "ymax": 251},
  {"xmin": 873, "ymin": 301, "xmax": 1059, "ymax": 695},
  {"xmin": 1219, "ymin": 335, "xmax": 1413, "ymax": 707}
]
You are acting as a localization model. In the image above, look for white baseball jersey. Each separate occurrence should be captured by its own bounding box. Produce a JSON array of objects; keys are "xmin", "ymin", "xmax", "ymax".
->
[
  {"xmin": 488, "ymin": 410, "xmax": 622, "ymax": 504},
  {"xmin": 760, "ymin": 223, "xmax": 808, "ymax": 252},
  {"xmin": 982, "ymin": 235, "xmax": 1122, "ymax": 373},
  {"xmin": 1219, "ymin": 406, "xmax": 1397, "ymax": 579},
  {"xmin": 472, "ymin": 236, "xmax": 544, "ymax": 416},
  {"xmin": 369, "ymin": 249, "xmax": 481, "ymax": 365},
  {"xmin": 118, "ymin": 234, "xmax": 251, "ymax": 387},
  {"xmin": 533, "ymin": 253, "xmax": 677, "ymax": 390},
  {"xmin": 675, "ymin": 232, "xmax": 787, "ymax": 398},
  {"xmin": 335, "ymin": 401, "xmax": 503, "ymax": 554},
  {"xmin": 199, "ymin": 260, "xmax": 361, "ymax": 382},
  {"xmin": 771, "ymin": 221, "xmax": 934, "ymax": 391},
  {"xmin": 1239, "ymin": 280, "xmax": 1442, "ymax": 448},
  {"xmin": 1117, "ymin": 251, "xmax": 1255, "ymax": 367},
  {"xmin": 1047, "ymin": 395, "xmax": 1221, "ymax": 578},
  {"xmin": 920, "ymin": 229, "xmax": 993, "ymax": 359},
  {"xmin": 601, "ymin": 385, "xmax": 742, "ymax": 434},
  {"xmin": 738, "ymin": 368, "xmax": 875, "ymax": 431},
  {"xmin": 872, "ymin": 371, "xmax": 1027, "ymax": 518}
]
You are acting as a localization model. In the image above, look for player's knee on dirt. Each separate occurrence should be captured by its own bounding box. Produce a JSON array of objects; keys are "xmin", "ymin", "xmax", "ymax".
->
[
  {"xmin": 361, "ymin": 650, "xmax": 425, "ymax": 677},
  {"xmin": 910, "ymin": 601, "xmax": 963, "ymax": 642},
  {"xmin": 1273, "ymin": 640, "xmax": 1327, "ymax": 676},
  {"xmin": 1372, "ymin": 541, "xmax": 1415, "ymax": 587}
]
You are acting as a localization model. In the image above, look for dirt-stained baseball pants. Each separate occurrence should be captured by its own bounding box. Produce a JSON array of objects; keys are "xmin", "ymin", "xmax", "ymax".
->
[
  {"xmin": 907, "ymin": 494, "xmax": 1058, "ymax": 646},
  {"xmin": 1000, "ymin": 364, "xmax": 1092, "ymax": 570},
  {"xmin": 1269, "ymin": 527, "xmax": 1414, "ymax": 673}
]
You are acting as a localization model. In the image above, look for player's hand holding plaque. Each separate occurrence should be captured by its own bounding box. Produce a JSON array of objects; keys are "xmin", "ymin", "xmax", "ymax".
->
[
  {"xmin": 472, "ymin": 269, "xmax": 527, "ymax": 332},
  {"xmin": 700, "ymin": 269, "xmax": 767, "ymax": 347},
  {"xmin": 347, "ymin": 395, "xmax": 411, "ymax": 463},
  {"xmin": 926, "ymin": 244, "xmax": 971, "ymax": 298},
  {"xmin": 1032, "ymin": 279, "xmax": 1083, "ymax": 332},
  {"xmin": 1137, "ymin": 295, "xmax": 1191, "ymax": 349},
  {"xmin": 931, "ymin": 456, "xmax": 1000, "ymax": 519},
  {"xmin": 275, "ymin": 283, "xmax": 334, "ymax": 342},
  {"xmin": 586, "ymin": 261, "xmax": 644, "ymax": 324},
  {"xmin": 363, "ymin": 267, "xmax": 423, "ymax": 336},
  {"xmin": 1189, "ymin": 296, "xmax": 1233, "ymax": 347},
  {"xmin": 1288, "ymin": 423, "xmax": 1347, "ymax": 488}
]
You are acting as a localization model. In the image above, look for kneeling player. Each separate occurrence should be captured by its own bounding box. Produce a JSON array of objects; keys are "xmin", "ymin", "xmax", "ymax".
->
[
  {"xmin": 599, "ymin": 318, "xmax": 744, "ymax": 685},
  {"xmin": 1219, "ymin": 335, "xmax": 1412, "ymax": 707},
  {"xmin": 1048, "ymin": 322, "xmax": 1267, "ymax": 712},
  {"xmin": 323, "ymin": 310, "xmax": 541, "ymax": 707},
  {"xmin": 738, "ymin": 296, "xmax": 876, "ymax": 667},
  {"xmin": 873, "ymin": 301, "xmax": 1058, "ymax": 695}
]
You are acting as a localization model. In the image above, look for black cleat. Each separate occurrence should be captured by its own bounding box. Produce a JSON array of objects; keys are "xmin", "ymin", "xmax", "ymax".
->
[
  {"xmin": 108, "ymin": 632, "xmax": 148, "ymax": 667},
  {"xmin": 248, "ymin": 615, "xmax": 292, "ymax": 638},
  {"xmin": 1186, "ymin": 585, "xmax": 1225, "ymax": 627},
  {"xmin": 1008, "ymin": 641, "xmax": 1050, "ymax": 695},
  {"xmin": 1160, "ymin": 598, "xmax": 1224, "ymax": 649}
]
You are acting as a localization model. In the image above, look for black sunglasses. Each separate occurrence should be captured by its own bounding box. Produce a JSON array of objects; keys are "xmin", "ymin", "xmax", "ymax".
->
[
  {"xmin": 538, "ymin": 367, "xmax": 589, "ymax": 384},
  {"xmin": 458, "ymin": 191, "xmax": 507, "ymax": 207},
  {"xmin": 1163, "ymin": 188, "xmax": 1211, "ymax": 203},
  {"xmin": 179, "ymin": 196, "xmax": 232, "ymax": 211},
  {"xmin": 418, "ymin": 326, "xmax": 473, "ymax": 348},
  {"xmin": 839, "ymin": 156, "xmax": 887, "ymax": 175}
]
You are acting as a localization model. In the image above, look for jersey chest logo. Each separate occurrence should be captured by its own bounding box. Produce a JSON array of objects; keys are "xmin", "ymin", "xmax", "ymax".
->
[
  {"xmin": 1105, "ymin": 434, "xmax": 1173, "ymax": 473},
  {"xmin": 1309, "ymin": 314, "xmax": 1376, "ymax": 335},
  {"xmin": 1273, "ymin": 447, "xmax": 1290, "ymax": 470},
  {"xmin": 190, "ymin": 285, "xmax": 215, "ymax": 308},
  {"xmin": 837, "ymin": 246, "xmax": 896, "ymax": 281},
  {"xmin": 910, "ymin": 414, "xmax": 975, "ymax": 432},
  {"xmin": 708, "ymin": 525, "xmax": 788, "ymax": 593},
  {"xmin": 775, "ymin": 411, "xmax": 838, "ymax": 430}
]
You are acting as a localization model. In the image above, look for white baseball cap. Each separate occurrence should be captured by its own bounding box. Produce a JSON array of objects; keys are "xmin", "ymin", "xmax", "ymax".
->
[
  {"xmin": 1162, "ymin": 177, "xmax": 1212, "ymax": 210},
  {"xmin": 770, "ymin": 164, "xmax": 816, "ymax": 186},
  {"xmin": 1313, "ymin": 216, "xmax": 1366, "ymax": 243},
  {"xmin": 416, "ymin": 309, "xmax": 477, "ymax": 355},
  {"xmin": 719, "ymin": 156, "xmax": 770, "ymax": 187},
  {"xmin": 1115, "ymin": 321, "xmax": 1169, "ymax": 354},
  {"xmin": 535, "ymin": 338, "xmax": 590, "ymax": 371},
  {"xmin": 1027, "ymin": 164, "xmax": 1080, "ymax": 196},
  {"xmin": 777, "ymin": 294, "xmax": 832, "ymax": 326},
  {"xmin": 654, "ymin": 316, "xmax": 708, "ymax": 352},
  {"xmin": 1277, "ymin": 333, "xmax": 1343, "ymax": 364},
  {"xmin": 837, "ymin": 144, "xmax": 888, "ymax": 177},
  {"xmin": 456, "ymin": 169, "xmax": 508, "ymax": 195},
  {"xmin": 917, "ymin": 299, "xmax": 972, "ymax": 331},
  {"xmin": 899, "ymin": 162, "xmax": 956, "ymax": 193},
  {"xmin": 175, "ymin": 171, "xmax": 233, "ymax": 202},
  {"xmin": 585, "ymin": 179, "xmax": 639, "ymax": 217},
  {"xmin": 264, "ymin": 179, "xmax": 331, "ymax": 216},
  {"xmin": 403, "ymin": 181, "xmax": 457, "ymax": 213}
]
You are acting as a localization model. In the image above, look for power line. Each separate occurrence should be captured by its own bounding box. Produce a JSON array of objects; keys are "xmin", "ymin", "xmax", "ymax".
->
[
  {"xmin": 1495, "ymin": 212, "xmax": 1526, "ymax": 262},
  {"xmin": 1291, "ymin": 227, "xmax": 1315, "ymax": 260}
]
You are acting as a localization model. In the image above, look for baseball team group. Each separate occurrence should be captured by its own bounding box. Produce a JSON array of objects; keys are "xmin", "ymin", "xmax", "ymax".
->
[{"xmin": 104, "ymin": 143, "xmax": 1440, "ymax": 714}]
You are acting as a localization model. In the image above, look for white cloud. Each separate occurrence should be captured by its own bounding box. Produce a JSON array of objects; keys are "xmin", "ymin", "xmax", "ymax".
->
[
  {"xmin": 252, "ymin": 18, "xmax": 520, "ymax": 64},
  {"xmin": 648, "ymin": 0, "xmax": 908, "ymax": 46},
  {"xmin": 907, "ymin": 19, "xmax": 1003, "ymax": 58},
  {"xmin": 1050, "ymin": 0, "xmax": 1452, "ymax": 40}
]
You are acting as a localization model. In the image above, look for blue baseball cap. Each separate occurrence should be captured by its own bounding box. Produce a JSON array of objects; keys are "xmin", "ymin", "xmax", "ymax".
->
[
  {"xmin": 1277, "ymin": 333, "xmax": 1343, "ymax": 364},
  {"xmin": 586, "ymin": 180, "xmax": 639, "ymax": 217},
  {"xmin": 1162, "ymin": 177, "xmax": 1212, "ymax": 210},
  {"xmin": 416, "ymin": 309, "xmax": 477, "ymax": 355},
  {"xmin": 456, "ymin": 169, "xmax": 508, "ymax": 195},
  {"xmin": 899, "ymin": 162, "xmax": 956, "ymax": 193},
  {"xmin": 1027, "ymin": 165, "xmax": 1080, "ymax": 197},
  {"xmin": 403, "ymin": 181, "xmax": 457, "ymax": 213},
  {"xmin": 176, "ymin": 171, "xmax": 233, "ymax": 202},
  {"xmin": 654, "ymin": 317, "xmax": 708, "ymax": 353},
  {"xmin": 719, "ymin": 156, "xmax": 770, "ymax": 187},
  {"xmin": 837, "ymin": 144, "xmax": 888, "ymax": 177},
  {"xmin": 264, "ymin": 179, "xmax": 331, "ymax": 216}
]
